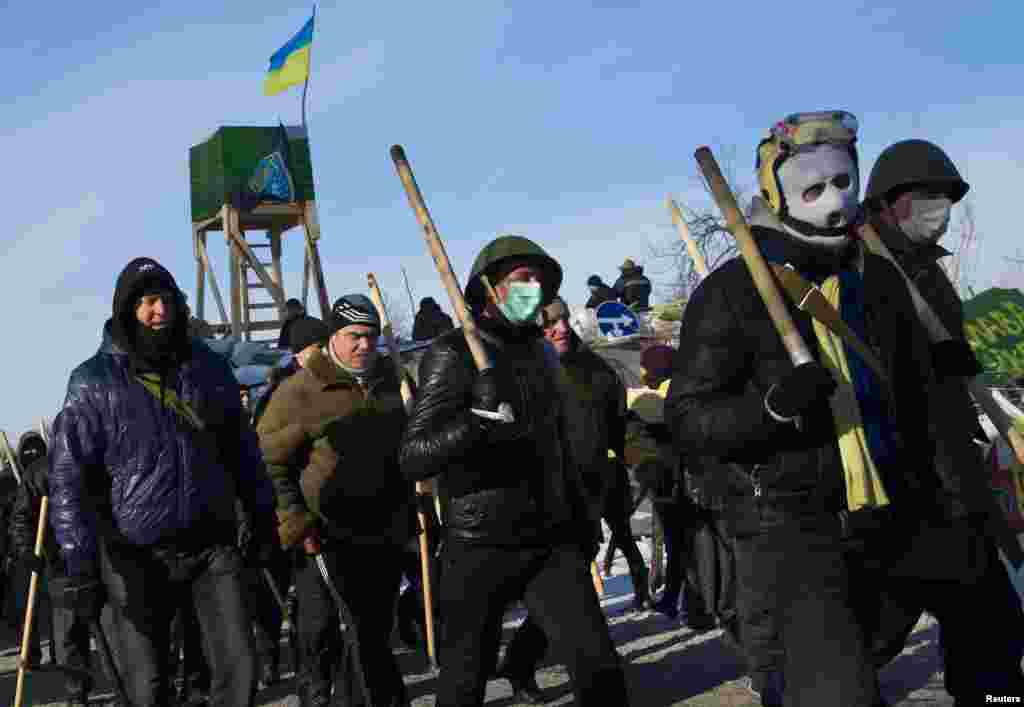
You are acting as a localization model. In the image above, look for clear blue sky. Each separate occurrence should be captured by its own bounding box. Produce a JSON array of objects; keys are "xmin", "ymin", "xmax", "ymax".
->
[{"xmin": 2, "ymin": 0, "xmax": 1023, "ymax": 437}]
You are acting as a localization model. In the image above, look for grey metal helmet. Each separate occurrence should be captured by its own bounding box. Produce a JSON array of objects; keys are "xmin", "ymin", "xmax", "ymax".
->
[{"xmin": 864, "ymin": 139, "xmax": 969, "ymax": 206}]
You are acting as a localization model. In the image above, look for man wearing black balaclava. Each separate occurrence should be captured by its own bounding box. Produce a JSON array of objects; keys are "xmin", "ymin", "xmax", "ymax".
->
[{"xmin": 49, "ymin": 257, "xmax": 277, "ymax": 707}]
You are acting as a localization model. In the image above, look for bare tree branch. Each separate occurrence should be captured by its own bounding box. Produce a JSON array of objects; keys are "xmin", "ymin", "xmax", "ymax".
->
[
  {"xmin": 381, "ymin": 289, "xmax": 413, "ymax": 341},
  {"xmin": 648, "ymin": 142, "xmax": 751, "ymax": 302}
]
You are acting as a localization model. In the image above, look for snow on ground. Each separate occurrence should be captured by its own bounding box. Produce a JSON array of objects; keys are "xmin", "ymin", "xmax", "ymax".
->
[{"xmin": 0, "ymin": 530, "xmax": 962, "ymax": 706}]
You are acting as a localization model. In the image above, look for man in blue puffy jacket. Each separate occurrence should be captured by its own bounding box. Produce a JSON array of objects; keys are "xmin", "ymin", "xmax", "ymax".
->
[{"xmin": 49, "ymin": 257, "xmax": 277, "ymax": 707}]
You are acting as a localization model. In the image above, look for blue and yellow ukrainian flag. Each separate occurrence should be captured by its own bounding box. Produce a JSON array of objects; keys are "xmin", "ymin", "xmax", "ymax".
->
[{"xmin": 263, "ymin": 14, "xmax": 314, "ymax": 96}]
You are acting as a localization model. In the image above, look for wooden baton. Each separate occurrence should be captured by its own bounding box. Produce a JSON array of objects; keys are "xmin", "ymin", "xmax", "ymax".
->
[
  {"xmin": 694, "ymin": 147, "xmax": 814, "ymax": 367},
  {"xmin": 367, "ymin": 272, "xmax": 439, "ymax": 668},
  {"xmin": 390, "ymin": 145, "xmax": 495, "ymax": 373}
]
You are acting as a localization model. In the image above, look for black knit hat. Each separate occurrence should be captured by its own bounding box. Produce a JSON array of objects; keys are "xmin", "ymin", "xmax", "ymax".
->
[
  {"xmin": 330, "ymin": 294, "xmax": 380, "ymax": 333},
  {"xmin": 288, "ymin": 315, "xmax": 330, "ymax": 354}
]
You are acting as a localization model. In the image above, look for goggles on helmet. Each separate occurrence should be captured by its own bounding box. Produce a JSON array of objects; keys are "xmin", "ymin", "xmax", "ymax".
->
[{"xmin": 768, "ymin": 111, "xmax": 859, "ymax": 155}]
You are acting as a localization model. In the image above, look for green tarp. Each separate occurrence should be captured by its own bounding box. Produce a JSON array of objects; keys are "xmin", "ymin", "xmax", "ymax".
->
[
  {"xmin": 189, "ymin": 126, "xmax": 316, "ymax": 222},
  {"xmin": 962, "ymin": 287, "xmax": 1024, "ymax": 386}
]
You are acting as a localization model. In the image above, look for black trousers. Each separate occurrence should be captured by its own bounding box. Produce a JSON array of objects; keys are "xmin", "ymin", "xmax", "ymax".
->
[
  {"xmin": 436, "ymin": 540, "xmax": 627, "ymax": 707},
  {"xmin": 50, "ymin": 599, "xmax": 93, "ymax": 696},
  {"xmin": 690, "ymin": 509, "xmax": 741, "ymax": 648},
  {"xmin": 734, "ymin": 521, "xmax": 876, "ymax": 707},
  {"xmin": 295, "ymin": 541, "xmax": 407, "ymax": 706},
  {"xmin": 850, "ymin": 530, "xmax": 1024, "ymax": 704},
  {"xmin": 244, "ymin": 549, "xmax": 291, "ymax": 671},
  {"xmin": 167, "ymin": 589, "xmax": 211, "ymax": 701},
  {"xmin": 99, "ymin": 542, "xmax": 256, "ymax": 707},
  {"xmin": 601, "ymin": 465, "xmax": 646, "ymax": 576},
  {"xmin": 654, "ymin": 499, "xmax": 711, "ymax": 617}
]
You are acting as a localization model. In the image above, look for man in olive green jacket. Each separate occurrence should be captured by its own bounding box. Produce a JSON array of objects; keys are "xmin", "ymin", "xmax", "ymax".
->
[{"xmin": 257, "ymin": 293, "xmax": 415, "ymax": 707}]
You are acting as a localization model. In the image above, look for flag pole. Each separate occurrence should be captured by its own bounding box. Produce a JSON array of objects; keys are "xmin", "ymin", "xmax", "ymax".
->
[
  {"xmin": 296, "ymin": 3, "xmax": 330, "ymax": 319},
  {"xmin": 301, "ymin": 4, "xmax": 315, "ymax": 130}
]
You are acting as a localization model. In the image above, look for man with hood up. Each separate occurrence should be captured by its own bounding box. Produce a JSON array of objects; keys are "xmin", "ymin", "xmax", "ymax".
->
[
  {"xmin": 612, "ymin": 259, "xmax": 652, "ymax": 312},
  {"xmin": 49, "ymin": 257, "xmax": 277, "ymax": 707},
  {"xmin": 9, "ymin": 431, "xmax": 59, "ymax": 681},
  {"xmin": 256, "ymin": 293, "xmax": 415, "ymax": 707},
  {"xmin": 852, "ymin": 140, "xmax": 1024, "ymax": 701},
  {"xmin": 413, "ymin": 296, "xmax": 455, "ymax": 341},
  {"xmin": 400, "ymin": 236, "xmax": 629, "ymax": 707},
  {"xmin": 665, "ymin": 111, "xmax": 958, "ymax": 707}
]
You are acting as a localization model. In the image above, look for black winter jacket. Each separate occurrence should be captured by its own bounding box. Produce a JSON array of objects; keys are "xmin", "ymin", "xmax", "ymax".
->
[
  {"xmin": 10, "ymin": 457, "xmax": 63, "ymax": 574},
  {"xmin": 399, "ymin": 318, "xmax": 590, "ymax": 547},
  {"xmin": 665, "ymin": 228, "xmax": 937, "ymax": 534},
  {"xmin": 873, "ymin": 216, "xmax": 1007, "ymax": 525},
  {"xmin": 559, "ymin": 333, "xmax": 627, "ymax": 517},
  {"xmin": 613, "ymin": 268, "xmax": 652, "ymax": 311}
]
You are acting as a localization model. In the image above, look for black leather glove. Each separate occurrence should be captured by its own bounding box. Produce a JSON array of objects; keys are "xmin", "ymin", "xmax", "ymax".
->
[
  {"xmin": 471, "ymin": 368, "xmax": 523, "ymax": 440},
  {"xmin": 765, "ymin": 362, "xmax": 837, "ymax": 421},
  {"xmin": 53, "ymin": 575, "xmax": 105, "ymax": 621},
  {"xmin": 21, "ymin": 474, "xmax": 45, "ymax": 502},
  {"xmin": 19, "ymin": 552, "xmax": 44, "ymax": 576},
  {"xmin": 930, "ymin": 339, "xmax": 984, "ymax": 380},
  {"xmin": 471, "ymin": 368, "xmax": 514, "ymax": 414}
]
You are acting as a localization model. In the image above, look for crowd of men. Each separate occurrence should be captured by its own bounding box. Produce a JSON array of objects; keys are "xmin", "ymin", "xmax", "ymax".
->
[{"xmin": 0, "ymin": 109, "xmax": 1022, "ymax": 707}]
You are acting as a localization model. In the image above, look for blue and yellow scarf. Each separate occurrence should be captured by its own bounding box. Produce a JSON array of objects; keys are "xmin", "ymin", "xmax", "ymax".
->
[{"xmin": 813, "ymin": 269, "xmax": 893, "ymax": 511}]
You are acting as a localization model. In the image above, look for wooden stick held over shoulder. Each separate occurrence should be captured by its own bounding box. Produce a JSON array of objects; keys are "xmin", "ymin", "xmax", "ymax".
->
[
  {"xmin": 668, "ymin": 197, "xmax": 709, "ymax": 279},
  {"xmin": 390, "ymin": 145, "xmax": 494, "ymax": 373},
  {"xmin": 694, "ymin": 147, "xmax": 814, "ymax": 367},
  {"xmin": 857, "ymin": 221, "xmax": 1024, "ymax": 465}
]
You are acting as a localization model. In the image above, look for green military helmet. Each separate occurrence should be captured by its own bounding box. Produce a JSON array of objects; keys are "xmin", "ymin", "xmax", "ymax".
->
[
  {"xmin": 864, "ymin": 139, "xmax": 969, "ymax": 207},
  {"xmin": 465, "ymin": 235, "xmax": 563, "ymax": 310}
]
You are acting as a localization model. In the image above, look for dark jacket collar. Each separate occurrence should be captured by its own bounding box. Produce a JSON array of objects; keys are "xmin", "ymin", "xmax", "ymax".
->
[
  {"xmin": 753, "ymin": 226, "xmax": 854, "ymax": 285},
  {"xmin": 476, "ymin": 315, "xmax": 544, "ymax": 348}
]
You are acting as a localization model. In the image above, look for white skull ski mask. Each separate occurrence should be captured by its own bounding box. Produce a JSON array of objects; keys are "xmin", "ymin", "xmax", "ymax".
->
[{"xmin": 775, "ymin": 144, "xmax": 860, "ymax": 249}]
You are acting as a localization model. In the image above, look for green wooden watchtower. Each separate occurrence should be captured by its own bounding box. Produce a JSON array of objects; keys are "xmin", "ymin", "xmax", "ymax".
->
[{"xmin": 189, "ymin": 125, "xmax": 330, "ymax": 340}]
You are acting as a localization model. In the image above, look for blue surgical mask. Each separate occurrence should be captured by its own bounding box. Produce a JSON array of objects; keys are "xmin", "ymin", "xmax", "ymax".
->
[{"xmin": 498, "ymin": 282, "xmax": 544, "ymax": 325}]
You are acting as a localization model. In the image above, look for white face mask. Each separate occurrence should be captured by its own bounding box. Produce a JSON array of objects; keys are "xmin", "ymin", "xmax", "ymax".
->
[
  {"xmin": 776, "ymin": 144, "xmax": 859, "ymax": 249},
  {"xmin": 899, "ymin": 197, "xmax": 952, "ymax": 244}
]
